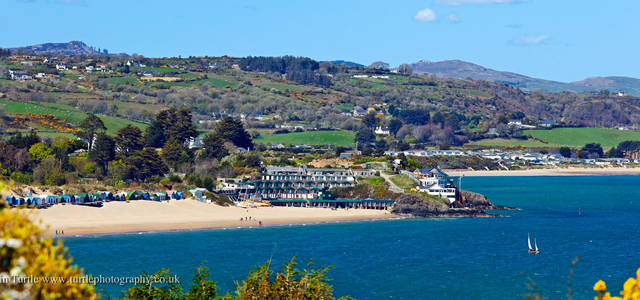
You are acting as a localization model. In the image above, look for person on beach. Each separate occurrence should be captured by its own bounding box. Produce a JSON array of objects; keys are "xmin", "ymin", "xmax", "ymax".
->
[
  {"xmin": 55, "ymin": 229, "xmax": 58, "ymax": 235},
  {"xmin": 259, "ymin": 220, "xmax": 262, "ymax": 226}
]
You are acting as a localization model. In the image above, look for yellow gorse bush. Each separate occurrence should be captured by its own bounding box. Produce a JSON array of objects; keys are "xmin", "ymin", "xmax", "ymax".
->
[
  {"xmin": 594, "ymin": 268, "xmax": 640, "ymax": 300},
  {"xmin": 0, "ymin": 182, "xmax": 96, "ymax": 299}
]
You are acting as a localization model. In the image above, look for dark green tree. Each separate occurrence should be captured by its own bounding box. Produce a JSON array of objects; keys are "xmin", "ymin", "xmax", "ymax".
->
[
  {"xmin": 144, "ymin": 108, "xmax": 198, "ymax": 147},
  {"xmin": 7, "ymin": 131, "xmax": 40, "ymax": 149},
  {"xmin": 362, "ymin": 112, "xmax": 377, "ymax": 129},
  {"xmin": 578, "ymin": 143, "xmax": 604, "ymax": 159},
  {"xmin": 559, "ymin": 147, "xmax": 572, "ymax": 158},
  {"xmin": 115, "ymin": 125, "xmax": 144, "ymax": 157},
  {"xmin": 213, "ymin": 117, "xmax": 253, "ymax": 149},
  {"xmin": 201, "ymin": 133, "xmax": 229, "ymax": 160},
  {"xmin": 88, "ymin": 132, "xmax": 115, "ymax": 175},
  {"xmin": 145, "ymin": 119, "xmax": 166, "ymax": 147},
  {"xmin": 126, "ymin": 148, "xmax": 169, "ymax": 181},
  {"xmin": 389, "ymin": 118, "xmax": 403, "ymax": 137},
  {"xmin": 162, "ymin": 139, "xmax": 192, "ymax": 170},
  {"xmin": 355, "ymin": 128, "xmax": 375, "ymax": 150},
  {"xmin": 77, "ymin": 114, "xmax": 106, "ymax": 150}
]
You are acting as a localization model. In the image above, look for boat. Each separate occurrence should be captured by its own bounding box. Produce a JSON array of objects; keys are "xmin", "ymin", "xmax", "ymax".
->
[{"xmin": 528, "ymin": 233, "xmax": 540, "ymax": 254}]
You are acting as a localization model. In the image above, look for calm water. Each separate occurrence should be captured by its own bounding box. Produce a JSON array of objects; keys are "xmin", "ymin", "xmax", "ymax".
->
[{"xmin": 63, "ymin": 176, "xmax": 640, "ymax": 299}]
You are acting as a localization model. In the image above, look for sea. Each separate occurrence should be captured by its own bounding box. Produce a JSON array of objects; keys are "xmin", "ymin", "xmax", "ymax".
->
[{"xmin": 62, "ymin": 176, "xmax": 640, "ymax": 299}]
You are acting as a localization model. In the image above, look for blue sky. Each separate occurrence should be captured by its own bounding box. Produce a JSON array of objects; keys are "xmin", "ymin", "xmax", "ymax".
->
[{"xmin": 1, "ymin": 0, "xmax": 638, "ymax": 82}]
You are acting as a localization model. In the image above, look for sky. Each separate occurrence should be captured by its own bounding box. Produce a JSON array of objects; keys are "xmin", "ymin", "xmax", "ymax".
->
[{"xmin": 1, "ymin": 0, "xmax": 638, "ymax": 82}]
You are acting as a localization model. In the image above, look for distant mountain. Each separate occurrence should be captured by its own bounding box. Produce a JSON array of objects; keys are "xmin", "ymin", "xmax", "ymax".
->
[
  {"xmin": 8, "ymin": 41, "xmax": 103, "ymax": 56},
  {"xmin": 410, "ymin": 59, "xmax": 640, "ymax": 96}
]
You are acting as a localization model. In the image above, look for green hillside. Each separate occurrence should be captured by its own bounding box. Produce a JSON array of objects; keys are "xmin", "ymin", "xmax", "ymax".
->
[
  {"xmin": 524, "ymin": 127, "xmax": 640, "ymax": 148},
  {"xmin": 255, "ymin": 130, "xmax": 355, "ymax": 146}
]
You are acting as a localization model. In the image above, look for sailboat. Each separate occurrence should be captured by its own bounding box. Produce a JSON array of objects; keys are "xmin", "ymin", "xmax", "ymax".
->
[{"xmin": 528, "ymin": 233, "xmax": 540, "ymax": 254}]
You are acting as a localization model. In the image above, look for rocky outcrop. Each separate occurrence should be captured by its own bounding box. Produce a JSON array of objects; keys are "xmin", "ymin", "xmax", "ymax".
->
[
  {"xmin": 391, "ymin": 191, "xmax": 515, "ymax": 218},
  {"xmin": 460, "ymin": 190, "xmax": 516, "ymax": 210}
]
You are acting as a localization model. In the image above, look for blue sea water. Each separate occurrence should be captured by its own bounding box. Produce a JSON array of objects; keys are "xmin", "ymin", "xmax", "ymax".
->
[{"xmin": 63, "ymin": 176, "xmax": 640, "ymax": 299}]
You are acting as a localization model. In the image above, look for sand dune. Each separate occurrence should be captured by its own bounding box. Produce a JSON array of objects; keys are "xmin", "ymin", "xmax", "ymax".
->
[
  {"xmin": 444, "ymin": 167, "xmax": 640, "ymax": 177},
  {"xmin": 27, "ymin": 199, "xmax": 397, "ymax": 235}
]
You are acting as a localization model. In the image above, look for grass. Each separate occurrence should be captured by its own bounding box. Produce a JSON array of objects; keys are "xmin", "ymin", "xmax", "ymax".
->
[
  {"xmin": 470, "ymin": 138, "xmax": 559, "ymax": 148},
  {"xmin": 0, "ymin": 100, "xmax": 147, "ymax": 135},
  {"xmin": 364, "ymin": 177, "xmax": 385, "ymax": 185},
  {"xmin": 254, "ymin": 130, "xmax": 355, "ymax": 146},
  {"xmin": 390, "ymin": 174, "xmax": 416, "ymax": 190},
  {"xmin": 261, "ymin": 82, "xmax": 306, "ymax": 93},
  {"xmin": 524, "ymin": 127, "xmax": 640, "ymax": 148}
]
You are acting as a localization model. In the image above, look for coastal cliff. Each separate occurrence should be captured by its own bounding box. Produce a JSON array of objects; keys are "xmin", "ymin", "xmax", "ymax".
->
[{"xmin": 391, "ymin": 190, "xmax": 513, "ymax": 218}]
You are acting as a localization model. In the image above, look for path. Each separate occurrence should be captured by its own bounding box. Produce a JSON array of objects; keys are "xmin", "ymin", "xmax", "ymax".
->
[{"xmin": 379, "ymin": 172, "xmax": 405, "ymax": 193}]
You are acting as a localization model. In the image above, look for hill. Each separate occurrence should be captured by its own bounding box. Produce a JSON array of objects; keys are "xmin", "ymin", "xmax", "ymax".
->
[
  {"xmin": 8, "ymin": 41, "xmax": 104, "ymax": 56},
  {"xmin": 410, "ymin": 59, "xmax": 640, "ymax": 96}
]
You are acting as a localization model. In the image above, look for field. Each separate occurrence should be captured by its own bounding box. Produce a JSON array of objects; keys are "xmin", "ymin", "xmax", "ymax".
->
[
  {"xmin": 471, "ymin": 127, "xmax": 640, "ymax": 148},
  {"xmin": 254, "ymin": 130, "xmax": 355, "ymax": 146},
  {"xmin": 390, "ymin": 174, "xmax": 416, "ymax": 190},
  {"xmin": 523, "ymin": 127, "xmax": 640, "ymax": 148},
  {"xmin": 0, "ymin": 100, "xmax": 147, "ymax": 135},
  {"xmin": 470, "ymin": 138, "xmax": 560, "ymax": 148}
]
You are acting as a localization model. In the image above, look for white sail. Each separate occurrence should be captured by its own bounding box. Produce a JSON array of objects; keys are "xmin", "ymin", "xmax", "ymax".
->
[
  {"xmin": 528, "ymin": 233, "xmax": 532, "ymax": 250},
  {"xmin": 534, "ymin": 238, "xmax": 538, "ymax": 251}
]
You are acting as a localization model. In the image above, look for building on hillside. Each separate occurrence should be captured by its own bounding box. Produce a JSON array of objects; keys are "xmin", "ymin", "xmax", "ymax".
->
[
  {"xmin": 539, "ymin": 120, "xmax": 556, "ymax": 127},
  {"xmin": 375, "ymin": 126, "xmax": 390, "ymax": 135},
  {"xmin": 414, "ymin": 167, "xmax": 458, "ymax": 204},
  {"xmin": 353, "ymin": 107, "xmax": 367, "ymax": 117}
]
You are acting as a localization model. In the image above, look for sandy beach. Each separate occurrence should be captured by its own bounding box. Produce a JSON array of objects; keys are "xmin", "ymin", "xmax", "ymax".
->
[
  {"xmin": 27, "ymin": 199, "xmax": 397, "ymax": 236},
  {"xmin": 444, "ymin": 167, "xmax": 640, "ymax": 177}
]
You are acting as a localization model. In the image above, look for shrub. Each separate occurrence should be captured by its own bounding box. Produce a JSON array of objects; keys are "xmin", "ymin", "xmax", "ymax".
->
[{"xmin": 10, "ymin": 171, "xmax": 31, "ymax": 185}]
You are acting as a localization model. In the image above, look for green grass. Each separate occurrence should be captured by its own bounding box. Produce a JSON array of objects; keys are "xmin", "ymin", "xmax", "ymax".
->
[
  {"xmin": 470, "ymin": 138, "xmax": 560, "ymax": 148},
  {"xmin": 524, "ymin": 127, "xmax": 640, "ymax": 148},
  {"xmin": 390, "ymin": 174, "xmax": 416, "ymax": 190},
  {"xmin": 255, "ymin": 130, "xmax": 355, "ymax": 146},
  {"xmin": 0, "ymin": 100, "xmax": 147, "ymax": 135},
  {"xmin": 364, "ymin": 177, "xmax": 385, "ymax": 185}
]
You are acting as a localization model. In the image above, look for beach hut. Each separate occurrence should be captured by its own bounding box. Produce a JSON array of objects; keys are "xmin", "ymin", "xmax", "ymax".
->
[
  {"xmin": 150, "ymin": 193, "xmax": 159, "ymax": 201},
  {"xmin": 156, "ymin": 192, "xmax": 168, "ymax": 201},
  {"xmin": 3, "ymin": 195, "xmax": 17, "ymax": 206},
  {"xmin": 60, "ymin": 195, "xmax": 75, "ymax": 204},
  {"xmin": 76, "ymin": 193, "xmax": 90, "ymax": 203},
  {"xmin": 99, "ymin": 191, "xmax": 113, "ymax": 201},
  {"xmin": 46, "ymin": 195, "xmax": 57, "ymax": 206},
  {"xmin": 114, "ymin": 192, "xmax": 127, "ymax": 201}
]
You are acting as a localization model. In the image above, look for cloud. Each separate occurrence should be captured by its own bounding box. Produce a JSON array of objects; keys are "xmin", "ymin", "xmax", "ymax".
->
[
  {"xmin": 414, "ymin": 8, "xmax": 437, "ymax": 22},
  {"xmin": 446, "ymin": 14, "xmax": 460, "ymax": 23},
  {"xmin": 511, "ymin": 34, "xmax": 549, "ymax": 45},
  {"xmin": 436, "ymin": 0, "xmax": 522, "ymax": 6}
]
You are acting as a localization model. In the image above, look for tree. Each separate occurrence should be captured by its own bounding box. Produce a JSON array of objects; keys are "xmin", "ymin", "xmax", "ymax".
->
[
  {"xmin": 579, "ymin": 143, "xmax": 604, "ymax": 159},
  {"xmin": 389, "ymin": 118, "xmax": 403, "ymax": 137},
  {"xmin": 28, "ymin": 142, "xmax": 53, "ymax": 162},
  {"xmin": 144, "ymin": 108, "xmax": 198, "ymax": 148},
  {"xmin": 145, "ymin": 119, "xmax": 166, "ymax": 147},
  {"xmin": 162, "ymin": 139, "xmax": 192, "ymax": 170},
  {"xmin": 7, "ymin": 131, "xmax": 40, "ymax": 149},
  {"xmin": 398, "ymin": 109, "xmax": 430, "ymax": 125},
  {"xmin": 368, "ymin": 61, "xmax": 390, "ymax": 70},
  {"xmin": 77, "ymin": 114, "xmax": 106, "ymax": 150},
  {"xmin": 201, "ymin": 133, "xmax": 229, "ymax": 160},
  {"xmin": 355, "ymin": 128, "xmax": 375, "ymax": 150},
  {"xmin": 125, "ymin": 148, "xmax": 169, "ymax": 181},
  {"xmin": 0, "ymin": 198, "xmax": 97, "ymax": 299},
  {"xmin": 559, "ymin": 147, "xmax": 572, "ymax": 158},
  {"xmin": 88, "ymin": 132, "xmax": 115, "ymax": 175},
  {"xmin": 362, "ymin": 112, "xmax": 377, "ymax": 129},
  {"xmin": 398, "ymin": 64, "xmax": 413, "ymax": 75},
  {"xmin": 213, "ymin": 117, "xmax": 253, "ymax": 149},
  {"xmin": 115, "ymin": 125, "xmax": 144, "ymax": 156}
]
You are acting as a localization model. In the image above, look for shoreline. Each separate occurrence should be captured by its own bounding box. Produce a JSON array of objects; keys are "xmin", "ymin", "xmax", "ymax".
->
[
  {"xmin": 27, "ymin": 199, "xmax": 399, "ymax": 236},
  {"xmin": 443, "ymin": 167, "xmax": 640, "ymax": 177}
]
